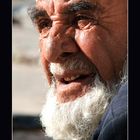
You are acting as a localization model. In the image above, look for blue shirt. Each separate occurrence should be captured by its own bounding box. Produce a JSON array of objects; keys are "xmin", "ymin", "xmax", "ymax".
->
[{"xmin": 92, "ymin": 82, "xmax": 128, "ymax": 140}]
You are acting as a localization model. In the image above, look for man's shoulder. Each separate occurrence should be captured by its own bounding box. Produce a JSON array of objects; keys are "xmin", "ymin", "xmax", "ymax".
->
[
  {"xmin": 92, "ymin": 82, "xmax": 128, "ymax": 140},
  {"xmin": 107, "ymin": 82, "xmax": 127, "ymax": 119}
]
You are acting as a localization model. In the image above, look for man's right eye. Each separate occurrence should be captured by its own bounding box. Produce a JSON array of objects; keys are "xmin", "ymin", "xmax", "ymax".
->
[{"xmin": 37, "ymin": 19, "xmax": 52, "ymax": 33}]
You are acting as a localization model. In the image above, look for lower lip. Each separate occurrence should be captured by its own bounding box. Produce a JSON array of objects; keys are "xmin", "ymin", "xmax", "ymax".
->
[{"xmin": 55, "ymin": 73, "xmax": 96, "ymax": 102}]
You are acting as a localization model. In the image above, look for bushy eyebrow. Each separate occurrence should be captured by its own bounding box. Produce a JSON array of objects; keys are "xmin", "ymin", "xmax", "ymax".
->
[
  {"xmin": 64, "ymin": 1, "xmax": 97, "ymax": 14},
  {"xmin": 27, "ymin": 1, "xmax": 97, "ymax": 22},
  {"xmin": 27, "ymin": 5, "xmax": 48, "ymax": 22}
]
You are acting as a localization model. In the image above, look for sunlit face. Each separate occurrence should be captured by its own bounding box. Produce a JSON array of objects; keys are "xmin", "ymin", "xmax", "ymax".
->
[
  {"xmin": 29, "ymin": 0, "xmax": 127, "ymax": 103},
  {"xmin": 28, "ymin": 0, "xmax": 127, "ymax": 139}
]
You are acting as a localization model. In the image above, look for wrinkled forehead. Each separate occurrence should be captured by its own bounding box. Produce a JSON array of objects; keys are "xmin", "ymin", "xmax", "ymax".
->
[
  {"xmin": 35, "ymin": 0, "xmax": 98, "ymax": 15},
  {"xmin": 35, "ymin": 0, "xmax": 97, "ymax": 2}
]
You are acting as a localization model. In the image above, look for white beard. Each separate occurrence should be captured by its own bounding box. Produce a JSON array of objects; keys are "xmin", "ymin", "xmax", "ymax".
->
[
  {"xmin": 40, "ymin": 55, "xmax": 127, "ymax": 140},
  {"xmin": 40, "ymin": 75, "xmax": 115, "ymax": 140}
]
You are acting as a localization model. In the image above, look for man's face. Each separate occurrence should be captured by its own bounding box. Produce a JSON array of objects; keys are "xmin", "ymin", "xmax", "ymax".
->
[
  {"xmin": 30, "ymin": 0, "xmax": 127, "ymax": 102},
  {"xmin": 28, "ymin": 0, "xmax": 127, "ymax": 138}
]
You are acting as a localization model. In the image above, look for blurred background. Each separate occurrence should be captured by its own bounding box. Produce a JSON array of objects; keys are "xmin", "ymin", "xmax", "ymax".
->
[{"xmin": 12, "ymin": 0, "xmax": 51, "ymax": 139}]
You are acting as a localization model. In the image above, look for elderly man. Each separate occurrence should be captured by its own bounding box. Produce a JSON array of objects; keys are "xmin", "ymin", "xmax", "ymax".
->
[{"xmin": 28, "ymin": 0, "xmax": 127, "ymax": 139}]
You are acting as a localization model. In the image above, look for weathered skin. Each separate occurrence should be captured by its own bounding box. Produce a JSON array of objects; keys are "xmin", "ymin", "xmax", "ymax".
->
[{"xmin": 30, "ymin": 0, "xmax": 127, "ymax": 103}]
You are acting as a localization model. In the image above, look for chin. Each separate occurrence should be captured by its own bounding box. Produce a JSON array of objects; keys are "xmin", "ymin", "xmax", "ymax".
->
[{"xmin": 40, "ymin": 75, "xmax": 115, "ymax": 140}]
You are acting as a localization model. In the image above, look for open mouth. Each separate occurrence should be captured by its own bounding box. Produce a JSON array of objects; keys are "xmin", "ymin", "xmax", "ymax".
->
[
  {"xmin": 54, "ymin": 71, "xmax": 97, "ymax": 87},
  {"xmin": 48, "ymin": 59, "xmax": 99, "ymax": 97},
  {"xmin": 49, "ymin": 61, "xmax": 98, "ymax": 102},
  {"xmin": 52, "ymin": 72, "xmax": 97, "ymax": 102},
  {"xmin": 60, "ymin": 74, "xmax": 94, "ymax": 84}
]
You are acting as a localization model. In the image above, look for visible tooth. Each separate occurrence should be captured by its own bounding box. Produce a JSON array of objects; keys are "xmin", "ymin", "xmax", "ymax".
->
[
  {"xmin": 71, "ymin": 75, "xmax": 80, "ymax": 80},
  {"xmin": 75, "ymin": 75, "xmax": 80, "ymax": 79},
  {"xmin": 64, "ymin": 75, "xmax": 80, "ymax": 82},
  {"xmin": 64, "ymin": 77, "xmax": 71, "ymax": 81}
]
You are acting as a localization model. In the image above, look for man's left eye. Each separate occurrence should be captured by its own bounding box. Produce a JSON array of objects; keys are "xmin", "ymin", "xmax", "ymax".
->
[
  {"xmin": 72, "ymin": 15, "xmax": 97, "ymax": 29},
  {"xmin": 37, "ymin": 19, "xmax": 52, "ymax": 33}
]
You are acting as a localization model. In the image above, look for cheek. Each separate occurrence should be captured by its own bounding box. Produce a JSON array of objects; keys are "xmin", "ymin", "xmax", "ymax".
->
[{"xmin": 75, "ymin": 28, "xmax": 115, "ymax": 81}]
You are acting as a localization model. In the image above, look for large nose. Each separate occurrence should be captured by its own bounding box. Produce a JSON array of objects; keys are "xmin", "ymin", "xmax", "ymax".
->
[{"xmin": 44, "ymin": 24, "xmax": 79, "ymax": 62}]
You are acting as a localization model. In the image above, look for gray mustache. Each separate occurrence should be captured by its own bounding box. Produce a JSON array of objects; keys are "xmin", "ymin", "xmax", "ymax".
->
[{"xmin": 50, "ymin": 53, "xmax": 96, "ymax": 75}]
